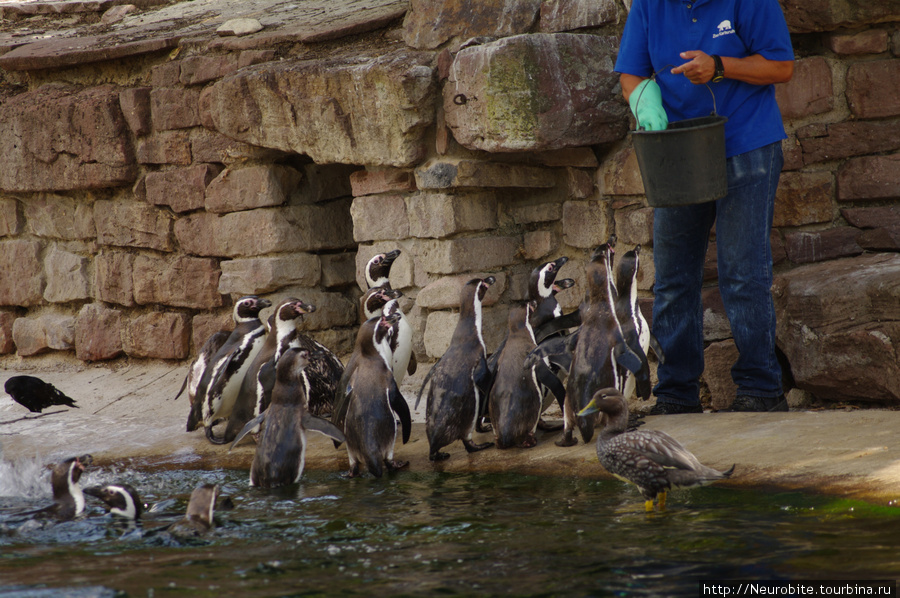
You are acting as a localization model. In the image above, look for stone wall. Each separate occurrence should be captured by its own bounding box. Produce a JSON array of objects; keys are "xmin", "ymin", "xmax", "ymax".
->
[{"xmin": 0, "ymin": 0, "xmax": 897, "ymax": 406}]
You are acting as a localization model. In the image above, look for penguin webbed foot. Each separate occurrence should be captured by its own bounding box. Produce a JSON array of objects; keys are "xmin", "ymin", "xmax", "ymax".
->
[
  {"xmin": 554, "ymin": 430, "xmax": 578, "ymax": 447},
  {"xmin": 475, "ymin": 416, "xmax": 493, "ymax": 433},
  {"xmin": 536, "ymin": 418, "xmax": 564, "ymax": 432},
  {"xmin": 342, "ymin": 464, "xmax": 363, "ymax": 478},
  {"xmin": 205, "ymin": 420, "xmax": 229, "ymax": 445},
  {"xmin": 519, "ymin": 433, "xmax": 537, "ymax": 449},
  {"xmin": 626, "ymin": 412, "xmax": 646, "ymax": 432},
  {"xmin": 386, "ymin": 460, "xmax": 409, "ymax": 472},
  {"xmin": 429, "ymin": 451, "xmax": 450, "ymax": 462},
  {"xmin": 463, "ymin": 439, "xmax": 494, "ymax": 453}
]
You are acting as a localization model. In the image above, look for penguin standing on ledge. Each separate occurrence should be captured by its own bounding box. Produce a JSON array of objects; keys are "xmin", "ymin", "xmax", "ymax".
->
[
  {"xmin": 187, "ymin": 296, "xmax": 271, "ymax": 444},
  {"xmin": 231, "ymin": 348, "xmax": 345, "ymax": 488},
  {"xmin": 363, "ymin": 248, "xmax": 417, "ymax": 385},
  {"xmin": 488, "ymin": 302, "xmax": 542, "ymax": 449},
  {"xmin": 172, "ymin": 330, "xmax": 230, "ymax": 404},
  {"xmin": 342, "ymin": 311, "xmax": 411, "ymax": 478},
  {"xmin": 417, "ymin": 277, "xmax": 495, "ymax": 461}
]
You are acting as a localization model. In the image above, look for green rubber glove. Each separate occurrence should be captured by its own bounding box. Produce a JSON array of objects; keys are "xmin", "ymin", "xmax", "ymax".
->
[{"xmin": 629, "ymin": 79, "xmax": 668, "ymax": 131}]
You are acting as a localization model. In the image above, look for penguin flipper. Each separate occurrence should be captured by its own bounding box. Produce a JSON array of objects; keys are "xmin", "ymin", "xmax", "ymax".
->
[
  {"xmin": 257, "ymin": 360, "xmax": 277, "ymax": 407},
  {"xmin": 173, "ymin": 374, "xmax": 188, "ymax": 401},
  {"xmin": 388, "ymin": 378, "xmax": 412, "ymax": 444},
  {"xmin": 533, "ymin": 362, "xmax": 567, "ymax": 411},
  {"xmin": 534, "ymin": 310, "xmax": 581, "ymax": 344},
  {"xmin": 302, "ymin": 413, "xmax": 346, "ymax": 444},
  {"xmin": 414, "ymin": 361, "xmax": 439, "ymax": 410},
  {"xmin": 407, "ymin": 351, "xmax": 417, "ymax": 376},
  {"xmin": 229, "ymin": 411, "xmax": 266, "ymax": 451},
  {"xmin": 614, "ymin": 343, "xmax": 644, "ymax": 377},
  {"xmin": 527, "ymin": 333, "xmax": 575, "ymax": 372},
  {"xmin": 473, "ymin": 354, "xmax": 492, "ymax": 399},
  {"xmin": 648, "ymin": 333, "xmax": 666, "ymax": 364}
]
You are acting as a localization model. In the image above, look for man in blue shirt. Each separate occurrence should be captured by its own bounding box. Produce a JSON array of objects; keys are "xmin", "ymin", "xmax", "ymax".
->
[{"xmin": 615, "ymin": 0, "xmax": 794, "ymax": 413}]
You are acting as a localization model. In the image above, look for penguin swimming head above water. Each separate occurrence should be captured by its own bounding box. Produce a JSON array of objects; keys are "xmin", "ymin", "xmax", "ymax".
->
[{"xmin": 84, "ymin": 483, "xmax": 143, "ymax": 520}]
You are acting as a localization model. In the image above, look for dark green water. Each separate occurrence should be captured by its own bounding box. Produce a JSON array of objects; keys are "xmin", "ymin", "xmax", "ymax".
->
[{"xmin": 1, "ymin": 464, "xmax": 898, "ymax": 597}]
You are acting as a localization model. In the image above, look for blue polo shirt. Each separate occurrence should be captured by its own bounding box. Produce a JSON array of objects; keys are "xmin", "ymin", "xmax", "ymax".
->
[{"xmin": 615, "ymin": 0, "xmax": 794, "ymax": 157}]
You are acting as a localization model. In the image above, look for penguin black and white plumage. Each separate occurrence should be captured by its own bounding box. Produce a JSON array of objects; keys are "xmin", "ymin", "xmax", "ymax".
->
[
  {"xmin": 488, "ymin": 303, "xmax": 543, "ymax": 449},
  {"xmin": 173, "ymin": 330, "xmax": 230, "ymax": 403},
  {"xmin": 417, "ymin": 277, "xmax": 496, "ymax": 461},
  {"xmin": 364, "ymin": 249, "xmax": 401, "ymax": 289},
  {"xmin": 614, "ymin": 245, "xmax": 661, "ymax": 402},
  {"xmin": 332, "ymin": 287, "xmax": 403, "ymax": 446},
  {"xmin": 167, "ymin": 483, "xmax": 219, "ymax": 537},
  {"xmin": 363, "ymin": 249, "xmax": 417, "ymax": 385},
  {"xmin": 231, "ymin": 348, "xmax": 346, "ymax": 488},
  {"xmin": 4, "ymin": 376, "xmax": 77, "ymax": 413},
  {"xmin": 44, "ymin": 454, "xmax": 92, "ymax": 521},
  {"xmin": 225, "ymin": 299, "xmax": 318, "ymax": 444},
  {"xmin": 84, "ymin": 483, "xmax": 143, "ymax": 520},
  {"xmin": 341, "ymin": 312, "xmax": 412, "ymax": 478},
  {"xmin": 536, "ymin": 243, "xmax": 642, "ymax": 447},
  {"xmin": 187, "ymin": 295, "xmax": 272, "ymax": 444},
  {"xmin": 578, "ymin": 388, "xmax": 734, "ymax": 511}
]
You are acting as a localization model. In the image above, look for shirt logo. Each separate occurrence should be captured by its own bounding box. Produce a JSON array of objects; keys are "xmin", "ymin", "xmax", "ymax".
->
[{"xmin": 714, "ymin": 19, "xmax": 735, "ymax": 39}]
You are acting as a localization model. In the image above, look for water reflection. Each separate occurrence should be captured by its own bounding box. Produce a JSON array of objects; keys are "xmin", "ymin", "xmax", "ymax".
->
[{"xmin": 0, "ymin": 462, "xmax": 898, "ymax": 597}]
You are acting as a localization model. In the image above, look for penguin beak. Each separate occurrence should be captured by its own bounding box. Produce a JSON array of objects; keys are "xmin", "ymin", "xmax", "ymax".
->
[
  {"xmin": 577, "ymin": 399, "xmax": 600, "ymax": 417},
  {"xmin": 83, "ymin": 486, "xmax": 106, "ymax": 500},
  {"xmin": 257, "ymin": 298, "xmax": 273, "ymax": 309},
  {"xmin": 294, "ymin": 301, "xmax": 316, "ymax": 318},
  {"xmin": 383, "ymin": 249, "xmax": 401, "ymax": 264},
  {"xmin": 76, "ymin": 454, "xmax": 93, "ymax": 470},
  {"xmin": 553, "ymin": 278, "xmax": 575, "ymax": 293},
  {"xmin": 553, "ymin": 256, "xmax": 569, "ymax": 270},
  {"xmin": 483, "ymin": 276, "xmax": 496, "ymax": 286}
]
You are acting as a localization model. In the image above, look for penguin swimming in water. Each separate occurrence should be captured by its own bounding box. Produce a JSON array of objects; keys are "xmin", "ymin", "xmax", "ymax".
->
[
  {"xmin": 363, "ymin": 248, "xmax": 417, "ymax": 385},
  {"xmin": 167, "ymin": 483, "xmax": 220, "ymax": 538},
  {"xmin": 530, "ymin": 243, "xmax": 643, "ymax": 447},
  {"xmin": 40, "ymin": 454, "xmax": 93, "ymax": 521},
  {"xmin": 614, "ymin": 245, "xmax": 663, "ymax": 401},
  {"xmin": 231, "ymin": 348, "xmax": 346, "ymax": 488},
  {"xmin": 578, "ymin": 388, "xmax": 734, "ymax": 511},
  {"xmin": 187, "ymin": 295, "xmax": 272, "ymax": 444},
  {"xmin": 488, "ymin": 302, "xmax": 543, "ymax": 449},
  {"xmin": 84, "ymin": 483, "xmax": 143, "ymax": 520},
  {"xmin": 417, "ymin": 277, "xmax": 496, "ymax": 461},
  {"xmin": 4, "ymin": 376, "xmax": 77, "ymax": 413},
  {"xmin": 341, "ymin": 311, "xmax": 412, "ymax": 478},
  {"xmin": 172, "ymin": 330, "xmax": 230, "ymax": 403},
  {"xmin": 225, "ymin": 298, "xmax": 317, "ymax": 444}
]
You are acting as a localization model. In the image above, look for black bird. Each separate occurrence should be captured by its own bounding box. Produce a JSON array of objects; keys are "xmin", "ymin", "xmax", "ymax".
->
[{"xmin": 4, "ymin": 375, "xmax": 78, "ymax": 413}]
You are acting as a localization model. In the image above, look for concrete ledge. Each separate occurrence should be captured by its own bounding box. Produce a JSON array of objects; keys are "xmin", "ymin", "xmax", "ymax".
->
[{"xmin": 1, "ymin": 364, "xmax": 899, "ymax": 504}]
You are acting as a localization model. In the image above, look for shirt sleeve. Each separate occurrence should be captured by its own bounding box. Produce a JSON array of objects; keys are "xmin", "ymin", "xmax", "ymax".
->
[
  {"xmin": 735, "ymin": 0, "xmax": 794, "ymax": 61},
  {"xmin": 614, "ymin": 0, "xmax": 654, "ymax": 77}
]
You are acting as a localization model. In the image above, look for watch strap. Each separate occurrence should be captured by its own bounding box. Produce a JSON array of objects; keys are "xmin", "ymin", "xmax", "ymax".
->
[{"xmin": 712, "ymin": 54, "xmax": 725, "ymax": 82}]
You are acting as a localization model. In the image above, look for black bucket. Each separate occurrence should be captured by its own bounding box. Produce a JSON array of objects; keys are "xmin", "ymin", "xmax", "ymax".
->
[{"xmin": 632, "ymin": 114, "xmax": 728, "ymax": 208}]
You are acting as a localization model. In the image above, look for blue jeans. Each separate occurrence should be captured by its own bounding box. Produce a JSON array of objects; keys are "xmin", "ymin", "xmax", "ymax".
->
[{"xmin": 651, "ymin": 141, "xmax": 784, "ymax": 406}]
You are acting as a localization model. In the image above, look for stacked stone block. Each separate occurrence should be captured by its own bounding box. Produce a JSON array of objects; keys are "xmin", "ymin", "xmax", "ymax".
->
[{"xmin": 0, "ymin": 0, "xmax": 897, "ymax": 407}]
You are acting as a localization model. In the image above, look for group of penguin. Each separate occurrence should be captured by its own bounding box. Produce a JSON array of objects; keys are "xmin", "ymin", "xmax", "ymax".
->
[
  {"xmin": 167, "ymin": 238, "xmax": 733, "ymax": 510},
  {"xmin": 16, "ymin": 453, "xmax": 222, "ymax": 539}
]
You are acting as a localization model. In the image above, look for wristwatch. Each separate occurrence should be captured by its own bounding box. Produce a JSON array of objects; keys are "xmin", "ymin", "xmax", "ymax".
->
[{"xmin": 712, "ymin": 55, "xmax": 725, "ymax": 82}]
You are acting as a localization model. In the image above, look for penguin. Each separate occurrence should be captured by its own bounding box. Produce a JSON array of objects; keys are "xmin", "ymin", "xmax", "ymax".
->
[
  {"xmin": 363, "ymin": 248, "xmax": 417, "ymax": 385},
  {"xmin": 613, "ymin": 245, "xmax": 663, "ymax": 401},
  {"xmin": 488, "ymin": 303, "xmax": 543, "ymax": 449},
  {"xmin": 416, "ymin": 277, "xmax": 496, "ymax": 461},
  {"xmin": 532, "ymin": 243, "xmax": 643, "ymax": 447},
  {"xmin": 84, "ymin": 483, "xmax": 143, "ymax": 520},
  {"xmin": 186, "ymin": 295, "xmax": 272, "ymax": 444},
  {"xmin": 173, "ymin": 330, "xmax": 230, "ymax": 403},
  {"xmin": 230, "ymin": 348, "xmax": 346, "ymax": 488},
  {"xmin": 43, "ymin": 454, "xmax": 93, "ymax": 521},
  {"xmin": 167, "ymin": 483, "xmax": 219, "ymax": 537},
  {"xmin": 225, "ymin": 298, "xmax": 317, "ymax": 444},
  {"xmin": 4, "ymin": 376, "xmax": 77, "ymax": 413},
  {"xmin": 332, "ymin": 287, "xmax": 404, "ymax": 446},
  {"xmin": 364, "ymin": 249, "xmax": 401, "ymax": 289},
  {"xmin": 341, "ymin": 311, "xmax": 412, "ymax": 478},
  {"xmin": 578, "ymin": 388, "xmax": 734, "ymax": 511}
]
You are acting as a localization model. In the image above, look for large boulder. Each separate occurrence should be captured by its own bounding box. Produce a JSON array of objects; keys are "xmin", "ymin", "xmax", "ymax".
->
[
  {"xmin": 443, "ymin": 34, "xmax": 627, "ymax": 153},
  {"xmin": 0, "ymin": 85, "xmax": 136, "ymax": 192},
  {"xmin": 773, "ymin": 253, "xmax": 900, "ymax": 404},
  {"xmin": 201, "ymin": 49, "xmax": 436, "ymax": 167}
]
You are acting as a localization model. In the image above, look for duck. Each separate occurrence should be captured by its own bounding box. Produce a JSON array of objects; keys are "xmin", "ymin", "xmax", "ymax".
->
[{"xmin": 578, "ymin": 388, "xmax": 734, "ymax": 511}]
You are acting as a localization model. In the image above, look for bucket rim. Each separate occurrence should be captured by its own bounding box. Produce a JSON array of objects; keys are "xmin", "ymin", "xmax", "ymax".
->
[{"xmin": 632, "ymin": 114, "xmax": 727, "ymax": 137}]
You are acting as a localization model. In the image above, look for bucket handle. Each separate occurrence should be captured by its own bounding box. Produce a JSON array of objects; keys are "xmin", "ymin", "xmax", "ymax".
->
[{"xmin": 633, "ymin": 65, "xmax": 718, "ymax": 131}]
